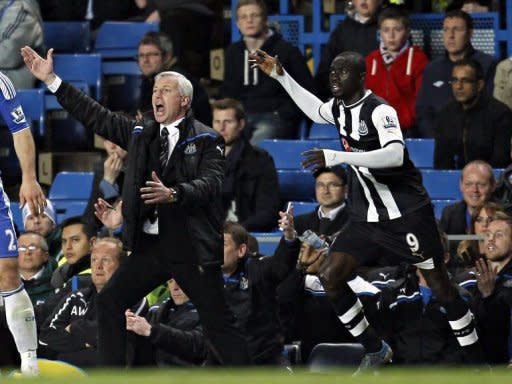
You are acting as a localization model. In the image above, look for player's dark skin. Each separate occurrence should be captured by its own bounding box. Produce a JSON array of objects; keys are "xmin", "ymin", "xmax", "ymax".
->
[{"xmin": 250, "ymin": 48, "xmax": 459, "ymax": 303}]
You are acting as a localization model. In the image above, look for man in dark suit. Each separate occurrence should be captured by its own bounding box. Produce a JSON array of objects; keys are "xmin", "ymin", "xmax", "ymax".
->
[
  {"xmin": 439, "ymin": 160, "xmax": 496, "ymax": 255},
  {"xmin": 294, "ymin": 166, "xmax": 349, "ymax": 237},
  {"xmin": 21, "ymin": 46, "xmax": 249, "ymax": 367}
]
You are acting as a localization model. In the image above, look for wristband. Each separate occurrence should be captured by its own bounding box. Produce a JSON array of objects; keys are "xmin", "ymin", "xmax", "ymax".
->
[
  {"xmin": 47, "ymin": 75, "xmax": 62, "ymax": 93},
  {"xmin": 322, "ymin": 149, "xmax": 345, "ymax": 167}
]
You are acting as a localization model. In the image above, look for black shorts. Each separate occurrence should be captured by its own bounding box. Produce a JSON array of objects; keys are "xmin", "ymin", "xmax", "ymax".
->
[{"xmin": 330, "ymin": 204, "xmax": 443, "ymax": 269}]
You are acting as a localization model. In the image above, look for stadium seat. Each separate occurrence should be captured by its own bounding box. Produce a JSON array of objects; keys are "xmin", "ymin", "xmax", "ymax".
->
[
  {"xmin": 8, "ymin": 201, "xmax": 23, "ymax": 232},
  {"xmin": 421, "ymin": 169, "xmax": 462, "ymax": 200},
  {"xmin": 51, "ymin": 54, "xmax": 102, "ymax": 101},
  {"xmin": 308, "ymin": 123, "xmax": 338, "ymax": 140},
  {"xmin": 405, "ymin": 138, "xmax": 434, "ymax": 169},
  {"xmin": 49, "ymin": 172, "xmax": 94, "ymax": 201},
  {"xmin": 308, "ymin": 343, "xmax": 365, "ymax": 372},
  {"xmin": 102, "ymin": 61, "xmax": 142, "ymax": 112},
  {"xmin": 251, "ymin": 231, "xmax": 281, "ymax": 256},
  {"xmin": 259, "ymin": 140, "xmax": 318, "ymax": 169},
  {"xmin": 287, "ymin": 201, "xmax": 317, "ymax": 216},
  {"xmin": 431, "ymin": 199, "xmax": 456, "ymax": 220},
  {"xmin": 51, "ymin": 200, "xmax": 88, "ymax": 225},
  {"xmin": 17, "ymin": 88, "xmax": 46, "ymax": 137},
  {"xmin": 43, "ymin": 21, "xmax": 91, "ymax": 53},
  {"xmin": 94, "ymin": 22, "xmax": 159, "ymax": 59},
  {"xmin": 277, "ymin": 170, "xmax": 315, "ymax": 201}
]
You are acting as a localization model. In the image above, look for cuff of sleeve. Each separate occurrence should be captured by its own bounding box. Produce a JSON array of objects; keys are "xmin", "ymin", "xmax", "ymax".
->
[
  {"xmin": 323, "ymin": 149, "xmax": 345, "ymax": 167},
  {"xmin": 47, "ymin": 75, "xmax": 62, "ymax": 93}
]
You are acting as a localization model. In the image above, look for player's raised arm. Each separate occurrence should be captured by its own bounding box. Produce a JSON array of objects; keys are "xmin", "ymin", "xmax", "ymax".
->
[{"xmin": 249, "ymin": 49, "xmax": 333, "ymax": 124}]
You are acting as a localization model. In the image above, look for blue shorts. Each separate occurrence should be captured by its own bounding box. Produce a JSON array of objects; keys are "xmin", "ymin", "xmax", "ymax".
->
[{"xmin": 0, "ymin": 178, "xmax": 18, "ymax": 258}]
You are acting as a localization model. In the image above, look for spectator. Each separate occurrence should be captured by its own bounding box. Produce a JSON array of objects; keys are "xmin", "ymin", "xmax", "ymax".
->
[
  {"xmin": 22, "ymin": 199, "xmax": 61, "ymax": 261},
  {"xmin": 222, "ymin": 221, "xmax": 299, "ymax": 365},
  {"xmin": 439, "ymin": 160, "xmax": 496, "ymax": 255},
  {"xmin": 136, "ymin": 31, "xmax": 212, "ymax": 126},
  {"xmin": 83, "ymin": 139, "xmax": 127, "ymax": 232},
  {"xmin": 365, "ymin": 7, "xmax": 429, "ymax": 135},
  {"xmin": 494, "ymin": 160, "xmax": 512, "ymax": 212},
  {"xmin": 50, "ymin": 216, "xmax": 95, "ymax": 292},
  {"xmin": 219, "ymin": 0, "xmax": 315, "ymax": 145},
  {"xmin": 315, "ymin": 0, "xmax": 382, "ymax": 101},
  {"xmin": 0, "ymin": 0, "xmax": 45, "ymax": 88},
  {"xmin": 456, "ymin": 201, "xmax": 505, "ymax": 270},
  {"xmin": 18, "ymin": 231, "xmax": 56, "ymax": 306},
  {"xmin": 212, "ymin": 98, "xmax": 279, "ymax": 231},
  {"xmin": 433, "ymin": 58, "xmax": 512, "ymax": 169},
  {"xmin": 493, "ymin": 57, "xmax": 512, "ymax": 111},
  {"xmin": 53, "ymin": 0, "xmax": 145, "ymax": 31},
  {"xmin": 294, "ymin": 166, "xmax": 349, "ymax": 237},
  {"xmin": 126, "ymin": 279, "xmax": 207, "ymax": 366},
  {"xmin": 416, "ymin": 10, "xmax": 496, "ymax": 138},
  {"xmin": 456, "ymin": 212, "xmax": 512, "ymax": 365},
  {"xmin": 38, "ymin": 237, "xmax": 146, "ymax": 367}
]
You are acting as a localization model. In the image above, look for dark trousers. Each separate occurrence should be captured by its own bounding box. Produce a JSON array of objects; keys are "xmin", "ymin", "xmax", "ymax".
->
[{"xmin": 97, "ymin": 233, "xmax": 250, "ymax": 366}]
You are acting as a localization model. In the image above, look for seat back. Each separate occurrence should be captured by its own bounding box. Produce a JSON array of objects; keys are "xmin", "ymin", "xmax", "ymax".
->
[
  {"xmin": 51, "ymin": 200, "xmax": 88, "ymax": 225},
  {"xmin": 17, "ymin": 89, "xmax": 46, "ymax": 137},
  {"xmin": 288, "ymin": 201, "xmax": 317, "ymax": 217},
  {"xmin": 431, "ymin": 199, "xmax": 457, "ymax": 220},
  {"xmin": 277, "ymin": 170, "xmax": 315, "ymax": 201},
  {"xmin": 43, "ymin": 21, "xmax": 91, "ymax": 53},
  {"xmin": 405, "ymin": 138, "xmax": 434, "ymax": 169},
  {"xmin": 308, "ymin": 123, "xmax": 338, "ymax": 139},
  {"xmin": 421, "ymin": 169, "xmax": 462, "ymax": 200},
  {"xmin": 251, "ymin": 231, "xmax": 281, "ymax": 256},
  {"xmin": 49, "ymin": 172, "xmax": 94, "ymax": 201},
  {"xmin": 308, "ymin": 343, "xmax": 365, "ymax": 372},
  {"xmin": 94, "ymin": 22, "xmax": 159, "ymax": 59},
  {"xmin": 52, "ymin": 54, "xmax": 102, "ymax": 100}
]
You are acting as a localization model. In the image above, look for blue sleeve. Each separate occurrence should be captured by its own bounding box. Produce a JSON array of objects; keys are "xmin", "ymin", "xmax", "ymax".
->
[{"xmin": 0, "ymin": 72, "xmax": 30, "ymax": 134}]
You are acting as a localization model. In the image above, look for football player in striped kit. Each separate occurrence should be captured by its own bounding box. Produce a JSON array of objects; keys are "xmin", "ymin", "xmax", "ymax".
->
[
  {"xmin": 0, "ymin": 72, "xmax": 45, "ymax": 375},
  {"xmin": 250, "ymin": 49, "xmax": 485, "ymax": 371}
]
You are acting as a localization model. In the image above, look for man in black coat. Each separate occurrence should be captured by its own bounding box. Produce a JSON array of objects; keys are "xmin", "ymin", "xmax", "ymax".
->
[
  {"xmin": 212, "ymin": 98, "xmax": 279, "ymax": 232},
  {"xmin": 21, "ymin": 46, "xmax": 249, "ymax": 367}
]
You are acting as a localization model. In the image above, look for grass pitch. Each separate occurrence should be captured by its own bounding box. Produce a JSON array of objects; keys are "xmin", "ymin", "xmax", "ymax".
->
[{"xmin": 3, "ymin": 367, "xmax": 509, "ymax": 384}]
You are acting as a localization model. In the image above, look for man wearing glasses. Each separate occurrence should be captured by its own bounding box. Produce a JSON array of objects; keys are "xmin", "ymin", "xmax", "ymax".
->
[
  {"xmin": 433, "ymin": 58, "xmax": 512, "ymax": 169},
  {"xmin": 135, "ymin": 31, "xmax": 211, "ymax": 125}
]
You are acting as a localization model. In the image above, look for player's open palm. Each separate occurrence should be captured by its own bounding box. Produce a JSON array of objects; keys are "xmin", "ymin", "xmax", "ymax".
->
[
  {"xmin": 302, "ymin": 148, "xmax": 326, "ymax": 171},
  {"xmin": 248, "ymin": 49, "xmax": 284, "ymax": 77},
  {"xmin": 21, "ymin": 46, "xmax": 54, "ymax": 83}
]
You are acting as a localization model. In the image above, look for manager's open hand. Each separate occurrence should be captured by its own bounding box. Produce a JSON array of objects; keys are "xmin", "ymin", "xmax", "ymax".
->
[
  {"xmin": 140, "ymin": 171, "xmax": 178, "ymax": 204},
  {"xmin": 301, "ymin": 148, "xmax": 326, "ymax": 171},
  {"xmin": 21, "ymin": 46, "xmax": 55, "ymax": 84},
  {"xmin": 248, "ymin": 49, "xmax": 284, "ymax": 77}
]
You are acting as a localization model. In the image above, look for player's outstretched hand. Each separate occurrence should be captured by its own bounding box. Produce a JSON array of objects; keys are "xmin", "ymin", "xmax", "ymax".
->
[
  {"xmin": 248, "ymin": 49, "xmax": 284, "ymax": 77},
  {"xmin": 19, "ymin": 178, "xmax": 46, "ymax": 217},
  {"xmin": 301, "ymin": 148, "xmax": 326, "ymax": 171},
  {"xmin": 21, "ymin": 46, "xmax": 55, "ymax": 84}
]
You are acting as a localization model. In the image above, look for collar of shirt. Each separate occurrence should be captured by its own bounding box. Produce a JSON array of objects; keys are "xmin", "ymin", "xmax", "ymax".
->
[
  {"xmin": 160, "ymin": 118, "xmax": 183, "ymax": 159},
  {"xmin": 318, "ymin": 202, "xmax": 346, "ymax": 221},
  {"xmin": 20, "ymin": 266, "xmax": 46, "ymax": 281}
]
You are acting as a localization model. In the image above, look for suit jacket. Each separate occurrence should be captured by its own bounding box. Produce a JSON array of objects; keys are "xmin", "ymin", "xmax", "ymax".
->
[
  {"xmin": 294, "ymin": 204, "xmax": 349, "ymax": 238},
  {"xmin": 439, "ymin": 200, "xmax": 468, "ymax": 255},
  {"xmin": 54, "ymin": 81, "xmax": 225, "ymax": 266}
]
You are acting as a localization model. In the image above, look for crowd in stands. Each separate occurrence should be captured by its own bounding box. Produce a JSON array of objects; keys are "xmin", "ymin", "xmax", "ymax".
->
[{"xmin": 1, "ymin": 0, "xmax": 512, "ymax": 372}]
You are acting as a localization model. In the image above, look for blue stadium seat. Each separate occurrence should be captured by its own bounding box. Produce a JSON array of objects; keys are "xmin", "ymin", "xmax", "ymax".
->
[
  {"xmin": 431, "ymin": 199, "xmax": 457, "ymax": 220},
  {"xmin": 49, "ymin": 172, "xmax": 94, "ymax": 201},
  {"xmin": 102, "ymin": 61, "xmax": 142, "ymax": 112},
  {"xmin": 421, "ymin": 169, "xmax": 461, "ymax": 200},
  {"xmin": 259, "ymin": 140, "xmax": 318, "ymax": 169},
  {"xmin": 308, "ymin": 123, "xmax": 338, "ymax": 139},
  {"xmin": 51, "ymin": 54, "xmax": 102, "ymax": 101},
  {"xmin": 51, "ymin": 200, "xmax": 88, "ymax": 225},
  {"xmin": 43, "ymin": 21, "xmax": 91, "ymax": 53},
  {"xmin": 8, "ymin": 201, "xmax": 23, "ymax": 232},
  {"xmin": 94, "ymin": 22, "xmax": 159, "ymax": 59},
  {"xmin": 277, "ymin": 170, "xmax": 315, "ymax": 201},
  {"xmin": 405, "ymin": 138, "xmax": 434, "ymax": 169},
  {"xmin": 251, "ymin": 231, "xmax": 281, "ymax": 256},
  {"xmin": 17, "ymin": 89, "xmax": 46, "ymax": 137},
  {"xmin": 288, "ymin": 201, "xmax": 317, "ymax": 216}
]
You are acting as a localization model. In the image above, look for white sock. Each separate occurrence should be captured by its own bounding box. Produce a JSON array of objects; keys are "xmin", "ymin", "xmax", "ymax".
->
[{"xmin": 3, "ymin": 286, "xmax": 39, "ymax": 375}]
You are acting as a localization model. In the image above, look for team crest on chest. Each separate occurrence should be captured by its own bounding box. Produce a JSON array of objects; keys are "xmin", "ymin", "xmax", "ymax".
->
[
  {"xmin": 358, "ymin": 120, "xmax": 368, "ymax": 136},
  {"xmin": 184, "ymin": 142, "xmax": 197, "ymax": 155}
]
